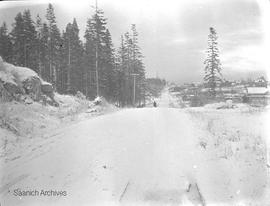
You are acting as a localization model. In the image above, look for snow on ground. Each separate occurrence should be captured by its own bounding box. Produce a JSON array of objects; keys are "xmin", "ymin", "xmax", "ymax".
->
[
  {"xmin": 155, "ymin": 87, "xmax": 184, "ymax": 108},
  {"xmin": 0, "ymin": 88, "xmax": 269, "ymax": 206},
  {"xmin": 0, "ymin": 94, "xmax": 117, "ymax": 163},
  {"xmin": 186, "ymin": 107, "xmax": 269, "ymax": 205}
]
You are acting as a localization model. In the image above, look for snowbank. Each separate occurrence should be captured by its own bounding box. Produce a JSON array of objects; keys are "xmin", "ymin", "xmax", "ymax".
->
[{"xmin": 0, "ymin": 93, "xmax": 117, "ymax": 160}]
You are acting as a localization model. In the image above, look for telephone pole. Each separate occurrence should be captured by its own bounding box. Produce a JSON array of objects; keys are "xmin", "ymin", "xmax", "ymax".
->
[{"xmin": 131, "ymin": 73, "xmax": 139, "ymax": 106}]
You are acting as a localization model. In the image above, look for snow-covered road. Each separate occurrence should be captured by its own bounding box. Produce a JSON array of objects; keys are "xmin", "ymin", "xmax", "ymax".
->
[
  {"xmin": 0, "ymin": 93, "xmax": 268, "ymax": 205},
  {"xmin": 1, "ymin": 108, "xmax": 205, "ymax": 205}
]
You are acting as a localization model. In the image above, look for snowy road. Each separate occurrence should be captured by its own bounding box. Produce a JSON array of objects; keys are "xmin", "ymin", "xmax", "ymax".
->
[
  {"xmin": 1, "ymin": 108, "xmax": 204, "ymax": 205},
  {"xmin": 0, "ymin": 97, "xmax": 268, "ymax": 205}
]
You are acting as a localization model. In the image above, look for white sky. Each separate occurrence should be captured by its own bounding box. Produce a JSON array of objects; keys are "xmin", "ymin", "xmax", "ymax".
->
[{"xmin": 0, "ymin": 0, "xmax": 269, "ymax": 83}]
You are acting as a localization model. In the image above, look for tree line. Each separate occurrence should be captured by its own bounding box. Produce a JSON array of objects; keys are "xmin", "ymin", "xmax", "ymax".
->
[{"xmin": 0, "ymin": 3, "xmax": 146, "ymax": 106}]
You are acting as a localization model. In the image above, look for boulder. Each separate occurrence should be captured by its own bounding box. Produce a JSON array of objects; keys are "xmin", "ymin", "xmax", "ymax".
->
[
  {"xmin": 0, "ymin": 57, "xmax": 58, "ymax": 105},
  {"xmin": 41, "ymin": 81, "xmax": 54, "ymax": 94},
  {"xmin": 22, "ymin": 76, "xmax": 42, "ymax": 101},
  {"xmin": 41, "ymin": 81, "xmax": 59, "ymax": 106}
]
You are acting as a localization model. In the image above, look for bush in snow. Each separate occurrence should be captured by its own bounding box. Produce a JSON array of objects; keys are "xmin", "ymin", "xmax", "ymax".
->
[
  {"xmin": 75, "ymin": 91, "xmax": 86, "ymax": 100},
  {"xmin": 94, "ymin": 96, "xmax": 102, "ymax": 105}
]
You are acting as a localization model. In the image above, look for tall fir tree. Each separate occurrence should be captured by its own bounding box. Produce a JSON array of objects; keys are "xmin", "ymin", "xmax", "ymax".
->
[
  {"xmin": 11, "ymin": 10, "xmax": 37, "ymax": 70},
  {"xmin": 115, "ymin": 35, "xmax": 126, "ymax": 106},
  {"xmin": 46, "ymin": 3, "xmax": 61, "ymax": 89},
  {"xmin": 84, "ymin": 14, "xmax": 96, "ymax": 98},
  {"xmin": 84, "ymin": 8, "xmax": 113, "ymax": 99},
  {"xmin": 130, "ymin": 24, "xmax": 145, "ymax": 105},
  {"xmin": 61, "ymin": 18, "xmax": 84, "ymax": 94},
  {"xmin": 115, "ymin": 25, "xmax": 146, "ymax": 106},
  {"xmin": 102, "ymin": 29, "xmax": 116, "ymax": 100},
  {"xmin": 204, "ymin": 27, "xmax": 222, "ymax": 97},
  {"xmin": 0, "ymin": 22, "xmax": 13, "ymax": 63},
  {"xmin": 39, "ymin": 22, "xmax": 50, "ymax": 81},
  {"xmin": 22, "ymin": 9, "xmax": 37, "ymax": 71},
  {"xmin": 70, "ymin": 19, "xmax": 85, "ymax": 94},
  {"xmin": 10, "ymin": 12, "xmax": 25, "ymax": 66},
  {"xmin": 36, "ymin": 14, "xmax": 43, "ymax": 76}
]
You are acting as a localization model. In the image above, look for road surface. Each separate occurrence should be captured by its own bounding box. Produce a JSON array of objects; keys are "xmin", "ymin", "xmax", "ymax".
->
[{"xmin": 0, "ymin": 92, "xmax": 268, "ymax": 205}]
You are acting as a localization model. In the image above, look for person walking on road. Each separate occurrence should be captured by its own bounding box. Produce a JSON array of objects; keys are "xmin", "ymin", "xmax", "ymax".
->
[{"xmin": 153, "ymin": 101, "xmax": 157, "ymax": 107}]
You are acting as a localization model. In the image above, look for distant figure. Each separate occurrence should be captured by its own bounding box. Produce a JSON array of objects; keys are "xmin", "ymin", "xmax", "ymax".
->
[{"xmin": 153, "ymin": 101, "xmax": 157, "ymax": 107}]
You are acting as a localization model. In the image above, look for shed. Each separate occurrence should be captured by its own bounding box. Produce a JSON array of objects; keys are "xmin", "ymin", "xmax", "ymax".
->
[{"xmin": 245, "ymin": 87, "xmax": 270, "ymax": 106}]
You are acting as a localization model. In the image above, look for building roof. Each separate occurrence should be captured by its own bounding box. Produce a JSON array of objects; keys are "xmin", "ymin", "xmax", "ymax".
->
[{"xmin": 247, "ymin": 87, "xmax": 269, "ymax": 95}]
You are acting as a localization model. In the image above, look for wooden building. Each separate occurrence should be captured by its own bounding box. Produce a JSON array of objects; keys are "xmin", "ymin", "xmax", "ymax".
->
[{"xmin": 245, "ymin": 87, "xmax": 270, "ymax": 106}]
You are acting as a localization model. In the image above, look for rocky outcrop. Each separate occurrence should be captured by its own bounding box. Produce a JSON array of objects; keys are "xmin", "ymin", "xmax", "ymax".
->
[
  {"xmin": 0, "ymin": 56, "xmax": 58, "ymax": 106},
  {"xmin": 22, "ymin": 76, "xmax": 42, "ymax": 101}
]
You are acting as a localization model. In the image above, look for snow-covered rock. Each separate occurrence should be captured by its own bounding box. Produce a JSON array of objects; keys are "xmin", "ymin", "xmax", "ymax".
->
[
  {"xmin": 94, "ymin": 96, "xmax": 102, "ymax": 105},
  {"xmin": 0, "ymin": 57, "xmax": 56, "ymax": 104}
]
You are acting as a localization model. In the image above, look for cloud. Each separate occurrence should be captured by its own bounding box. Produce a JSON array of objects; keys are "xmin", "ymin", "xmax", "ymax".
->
[
  {"xmin": 221, "ymin": 44, "xmax": 268, "ymax": 73},
  {"xmin": 0, "ymin": 0, "xmax": 266, "ymax": 83}
]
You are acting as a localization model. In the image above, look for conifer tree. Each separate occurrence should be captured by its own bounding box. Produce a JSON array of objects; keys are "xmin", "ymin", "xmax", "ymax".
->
[
  {"xmin": 115, "ymin": 35, "xmax": 126, "ymax": 106},
  {"xmin": 46, "ymin": 3, "xmax": 61, "ymax": 89},
  {"xmin": 61, "ymin": 19, "xmax": 84, "ymax": 94},
  {"xmin": 0, "ymin": 22, "xmax": 13, "ymax": 63},
  {"xmin": 102, "ymin": 29, "xmax": 116, "ymax": 100},
  {"xmin": 84, "ymin": 8, "xmax": 112, "ymax": 99},
  {"xmin": 130, "ymin": 24, "xmax": 145, "ymax": 104},
  {"xmin": 10, "ymin": 12, "xmax": 25, "ymax": 66},
  {"xmin": 36, "ymin": 14, "xmax": 43, "ymax": 76},
  {"xmin": 116, "ymin": 25, "xmax": 146, "ymax": 106},
  {"xmin": 204, "ymin": 27, "xmax": 222, "ymax": 97},
  {"xmin": 84, "ymin": 14, "xmax": 97, "ymax": 98},
  {"xmin": 22, "ymin": 9, "xmax": 37, "ymax": 71},
  {"xmin": 39, "ymin": 22, "xmax": 50, "ymax": 81}
]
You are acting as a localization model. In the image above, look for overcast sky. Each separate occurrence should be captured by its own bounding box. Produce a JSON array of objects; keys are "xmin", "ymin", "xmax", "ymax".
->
[{"xmin": 0, "ymin": 0, "xmax": 269, "ymax": 83}]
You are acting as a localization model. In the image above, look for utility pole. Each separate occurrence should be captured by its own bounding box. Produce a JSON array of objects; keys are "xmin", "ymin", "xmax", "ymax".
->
[
  {"xmin": 131, "ymin": 73, "xmax": 139, "ymax": 106},
  {"xmin": 95, "ymin": 0, "xmax": 99, "ymax": 97}
]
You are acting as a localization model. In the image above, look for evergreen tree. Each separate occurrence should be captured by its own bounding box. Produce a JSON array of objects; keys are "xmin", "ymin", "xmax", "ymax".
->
[
  {"xmin": 84, "ymin": 8, "xmax": 112, "ymax": 99},
  {"xmin": 36, "ymin": 14, "xmax": 43, "ymax": 76},
  {"xmin": 115, "ymin": 35, "xmax": 126, "ymax": 106},
  {"xmin": 39, "ymin": 22, "xmax": 50, "ymax": 82},
  {"xmin": 130, "ymin": 24, "xmax": 145, "ymax": 105},
  {"xmin": 46, "ymin": 3, "xmax": 61, "ymax": 89},
  {"xmin": 124, "ymin": 31, "xmax": 133, "ymax": 105},
  {"xmin": 0, "ymin": 22, "xmax": 13, "ymax": 63},
  {"xmin": 10, "ymin": 12, "xmax": 25, "ymax": 66},
  {"xmin": 22, "ymin": 9, "xmax": 37, "ymax": 71},
  {"xmin": 84, "ymin": 15, "xmax": 96, "ymax": 98},
  {"xmin": 61, "ymin": 18, "xmax": 84, "ymax": 94},
  {"xmin": 11, "ymin": 10, "xmax": 37, "ymax": 70},
  {"xmin": 102, "ymin": 29, "xmax": 116, "ymax": 100},
  {"xmin": 115, "ymin": 25, "xmax": 146, "ymax": 106},
  {"xmin": 204, "ymin": 27, "xmax": 222, "ymax": 97},
  {"xmin": 70, "ymin": 19, "xmax": 85, "ymax": 94}
]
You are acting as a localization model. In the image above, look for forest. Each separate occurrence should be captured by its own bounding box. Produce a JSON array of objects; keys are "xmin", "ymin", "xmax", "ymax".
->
[{"xmin": 0, "ymin": 3, "xmax": 146, "ymax": 106}]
